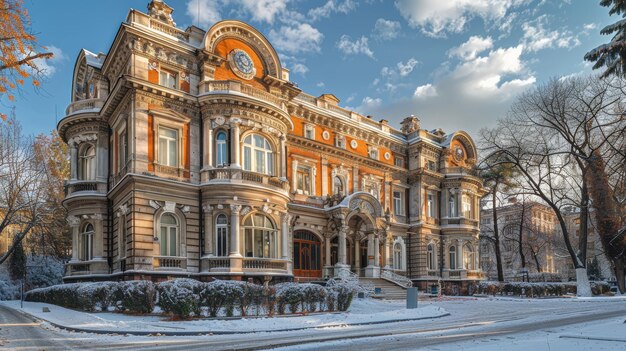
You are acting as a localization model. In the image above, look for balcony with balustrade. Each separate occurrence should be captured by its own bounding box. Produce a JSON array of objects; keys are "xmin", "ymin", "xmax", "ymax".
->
[
  {"xmin": 65, "ymin": 98, "xmax": 106, "ymax": 116},
  {"xmin": 153, "ymin": 256, "xmax": 188, "ymax": 271},
  {"xmin": 200, "ymin": 256, "xmax": 289, "ymax": 276},
  {"xmin": 64, "ymin": 260, "xmax": 108, "ymax": 277},
  {"xmin": 202, "ymin": 168, "xmax": 290, "ymax": 196},
  {"xmin": 64, "ymin": 180, "xmax": 108, "ymax": 197}
]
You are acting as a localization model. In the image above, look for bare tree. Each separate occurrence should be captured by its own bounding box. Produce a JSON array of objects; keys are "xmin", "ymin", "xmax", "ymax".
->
[{"xmin": 0, "ymin": 114, "xmax": 47, "ymax": 265}]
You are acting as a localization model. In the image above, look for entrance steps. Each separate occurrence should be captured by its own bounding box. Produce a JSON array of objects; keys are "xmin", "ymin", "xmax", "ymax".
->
[{"xmin": 359, "ymin": 277, "xmax": 408, "ymax": 300}]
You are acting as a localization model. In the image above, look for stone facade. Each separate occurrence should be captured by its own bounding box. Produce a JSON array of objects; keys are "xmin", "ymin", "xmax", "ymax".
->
[{"xmin": 58, "ymin": 1, "xmax": 486, "ymax": 289}]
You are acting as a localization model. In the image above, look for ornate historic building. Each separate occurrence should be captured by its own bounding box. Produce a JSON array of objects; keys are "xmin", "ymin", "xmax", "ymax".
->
[{"xmin": 59, "ymin": 0, "xmax": 486, "ymax": 290}]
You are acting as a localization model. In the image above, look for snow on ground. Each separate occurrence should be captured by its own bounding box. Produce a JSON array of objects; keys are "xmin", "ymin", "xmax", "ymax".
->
[{"xmin": 0, "ymin": 298, "xmax": 447, "ymax": 334}]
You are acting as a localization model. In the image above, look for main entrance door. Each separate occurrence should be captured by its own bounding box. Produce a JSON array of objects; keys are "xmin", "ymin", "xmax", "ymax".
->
[{"xmin": 293, "ymin": 230, "xmax": 322, "ymax": 278}]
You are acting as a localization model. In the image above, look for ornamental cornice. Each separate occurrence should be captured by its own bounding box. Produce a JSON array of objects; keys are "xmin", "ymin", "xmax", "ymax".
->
[
  {"xmin": 130, "ymin": 36, "xmax": 198, "ymax": 72},
  {"xmin": 202, "ymin": 103, "xmax": 289, "ymax": 135},
  {"xmin": 135, "ymin": 90, "xmax": 200, "ymax": 118},
  {"xmin": 65, "ymin": 122, "xmax": 109, "ymax": 143}
]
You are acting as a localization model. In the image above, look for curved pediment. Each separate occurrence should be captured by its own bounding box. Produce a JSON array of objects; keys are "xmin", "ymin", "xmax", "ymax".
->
[
  {"xmin": 338, "ymin": 192, "xmax": 383, "ymax": 219},
  {"xmin": 203, "ymin": 20, "xmax": 282, "ymax": 80}
]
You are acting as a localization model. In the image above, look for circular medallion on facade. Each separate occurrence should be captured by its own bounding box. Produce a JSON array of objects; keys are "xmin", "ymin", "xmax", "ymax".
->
[
  {"xmin": 350, "ymin": 139, "xmax": 358, "ymax": 149},
  {"xmin": 228, "ymin": 49, "xmax": 256, "ymax": 80},
  {"xmin": 322, "ymin": 130, "xmax": 330, "ymax": 140},
  {"xmin": 384, "ymin": 152, "xmax": 391, "ymax": 160},
  {"xmin": 454, "ymin": 145, "xmax": 465, "ymax": 161}
]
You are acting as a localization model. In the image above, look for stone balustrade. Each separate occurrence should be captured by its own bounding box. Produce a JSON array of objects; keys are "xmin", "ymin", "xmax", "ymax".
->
[{"xmin": 65, "ymin": 99, "xmax": 105, "ymax": 115}]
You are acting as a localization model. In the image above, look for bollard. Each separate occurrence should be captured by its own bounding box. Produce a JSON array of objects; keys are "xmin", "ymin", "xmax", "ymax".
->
[{"xmin": 406, "ymin": 287, "xmax": 418, "ymax": 309}]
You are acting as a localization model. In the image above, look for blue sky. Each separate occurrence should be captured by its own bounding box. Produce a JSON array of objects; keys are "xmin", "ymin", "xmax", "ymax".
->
[{"xmin": 4, "ymin": 0, "xmax": 616, "ymax": 138}]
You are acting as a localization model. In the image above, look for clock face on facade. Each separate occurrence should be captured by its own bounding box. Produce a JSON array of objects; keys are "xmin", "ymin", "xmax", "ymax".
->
[
  {"xmin": 454, "ymin": 145, "xmax": 465, "ymax": 161},
  {"xmin": 228, "ymin": 49, "xmax": 256, "ymax": 80}
]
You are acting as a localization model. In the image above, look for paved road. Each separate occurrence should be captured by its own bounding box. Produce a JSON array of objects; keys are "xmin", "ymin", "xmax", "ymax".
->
[{"xmin": 1, "ymin": 299, "xmax": 625, "ymax": 350}]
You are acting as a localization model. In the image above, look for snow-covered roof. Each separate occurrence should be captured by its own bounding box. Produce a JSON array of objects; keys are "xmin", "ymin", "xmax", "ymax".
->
[{"xmin": 83, "ymin": 49, "xmax": 106, "ymax": 69}]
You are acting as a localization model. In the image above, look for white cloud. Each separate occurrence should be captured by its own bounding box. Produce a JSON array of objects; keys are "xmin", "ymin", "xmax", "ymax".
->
[
  {"xmin": 583, "ymin": 23, "xmax": 596, "ymax": 30},
  {"xmin": 337, "ymin": 35, "xmax": 375, "ymax": 59},
  {"xmin": 394, "ymin": 0, "xmax": 527, "ymax": 37},
  {"xmin": 34, "ymin": 45, "xmax": 66, "ymax": 77},
  {"xmin": 448, "ymin": 35, "xmax": 493, "ymax": 61},
  {"xmin": 239, "ymin": 0, "xmax": 290, "ymax": 24},
  {"xmin": 309, "ymin": 0, "xmax": 357, "ymax": 21},
  {"xmin": 270, "ymin": 24, "xmax": 324, "ymax": 54},
  {"xmin": 521, "ymin": 16, "xmax": 580, "ymax": 52},
  {"xmin": 290, "ymin": 63, "xmax": 309, "ymax": 75},
  {"xmin": 316, "ymin": 82, "xmax": 325, "ymax": 87},
  {"xmin": 397, "ymin": 58, "xmax": 419, "ymax": 76},
  {"xmin": 373, "ymin": 18, "xmax": 401, "ymax": 40},
  {"xmin": 413, "ymin": 84, "xmax": 438, "ymax": 99},
  {"xmin": 186, "ymin": 0, "xmax": 221, "ymax": 28}
]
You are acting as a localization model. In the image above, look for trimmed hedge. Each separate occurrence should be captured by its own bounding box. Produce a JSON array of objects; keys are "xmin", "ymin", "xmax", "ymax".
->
[
  {"xmin": 475, "ymin": 281, "xmax": 611, "ymax": 297},
  {"xmin": 25, "ymin": 279, "xmax": 358, "ymax": 319}
]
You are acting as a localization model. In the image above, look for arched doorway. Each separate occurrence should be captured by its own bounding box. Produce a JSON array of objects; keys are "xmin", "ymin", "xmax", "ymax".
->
[{"xmin": 293, "ymin": 230, "xmax": 322, "ymax": 278}]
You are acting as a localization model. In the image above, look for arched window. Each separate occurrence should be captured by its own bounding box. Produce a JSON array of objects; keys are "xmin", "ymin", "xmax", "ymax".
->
[
  {"xmin": 393, "ymin": 242, "xmax": 404, "ymax": 270},
  {"xmin": 81, "ymin": 223, "xmax": 94, "ymax": 261},
  {"xmin": 242, "ymin": 134, "xmax": 274, "ymax": 176},
  {"xmin": 449, "ymin": 246, "xmax": 457, "ymax": 270},
  {"xmin": 160, "ymin": 213, "xmax": 179, "ymax": 257},
  {"xmin": 79, "ymin": 144, "xmax": 96, "ymax": 180},
  {"xmin": 333, "ymin": 176, "xmax": 344, "ymax": 196},
  {"xmin": 463, "ymin": 243, "xmax": 475, "ymax": 270},
  {"xmin": 215, "ymin": 214, "xmax": 228, "ymax": 256},
  {"xmin": 427, "ymin": 244, "xmax": 435, "ymax": 270},
  {"xmin": 243, "ymin": 214, "xmax": 277, "ymax": 258},
  {"xmin": 216, "ymin": 131, "xmax": 228, "ymax": 166},
  {"xmin": 118, "ymin": 216, "xmax": 126, "ymax": 258}
]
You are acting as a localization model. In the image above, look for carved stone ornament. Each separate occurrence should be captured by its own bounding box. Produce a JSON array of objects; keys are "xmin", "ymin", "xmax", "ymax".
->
[
  {"xmin": 67, "ymin": 216, "xmax": 80, "ymax": 227},
  {"xmin": 350, "ymin": 139, "xmax": 358, "ymax": 149},
  {"xmin": 230, "ymin": 204, "xmax": 242, "ymax": 213},
  {"xmin": 118, "ymin": 204, "xmax": 129, "ymax": 216},
  {"xmin": 148, "ymin": 0, "xmax": 176, "ymax": 26},
  {"xmin": 149, "ymin": 200, "xmax": 161, "ymax": 210},
  {"xmin": 202, "ymin": 204, "xmax": 214, "ymax": 213},
  {"xmin": 240, "ymin": 206, "xmax": 252, "ymax": 216},
  {"xmin": 181, "ymin": 205, "xmax": 190, "ymax": 213},
  {"xmin": 322, "ymin": 130, "xmax": 330, "ymax": 141},
  {"xmin": 163, "ymin": 201, "xmax": 176, "ymax": 213},
  {"xmin": 401, "ymin": 115, "xmax": 420, "ymax": 134},
  {"xmin": 228, "ymin": 49, "xmax": 256, "ymax": 80}
]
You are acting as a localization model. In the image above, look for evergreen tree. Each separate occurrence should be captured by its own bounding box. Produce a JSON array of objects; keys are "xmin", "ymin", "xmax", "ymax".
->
[
  {"xmin": 587, "ymin": 257, "xmax": 604, "ymax": 281},
  {"xmin": 585, "ymin": 0, "xmax": 626, "ymax": 77}
]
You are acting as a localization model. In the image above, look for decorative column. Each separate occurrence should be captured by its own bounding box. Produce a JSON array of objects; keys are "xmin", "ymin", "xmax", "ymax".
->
[
  {"xmin": 374, "ymin": 234, "xmax": 380, "ymax": 270},
  {"xmin": 279, "ymin": 135, "xmax": 286, "ymax": 179},
  {"xmin": 384, "ymin": 235, "xmax": 392, "ymax": 268},
  {"xmin": 291, "ymin": 160, "xmax": 298, "ymax": 191},
  {"xmin": 230, "ymin": 119, "xmax": 241, "ymax": 169},
  {"xmin": 68, "ymin": 216, "xmax": 80, "ymax": 262},
  {"xmin": 70, "ymin": 142, "xmax": 78, "ymax": 180},
  {"xmin": 324, "ymin": 235, "xmax": 331, "ymax": 272},
  {"xmin": 458, "ymin": 239, "xmax": 464, "ymax": 270},
  {"xmin": 457, "ymin": 189, "xmax": 463, "ymax": 218},
  {"xmin": 352, "ymin": 166, "xmax": 359, "ymax": 193},
  {"xmin": 281, "ymin": 213, "xmax": 289, "ymax": 260},
  {"xmin": 203, "ymin": 205, "xmax": 213, "ymax": 257},
  {"xmin": 96, "ymin": 132, "xmax": 108, "ymax": 183},
  {"xmin": 203, "ymin": 120, "xmax": 213, "ymax": 168},
  {"xmin": 321, "ymin": 157, "xmax": 329, "ymax": 195},
  {"xmin": 93, "ymin": 214, "xmax": 104, "ymax": 260},
  {"xmin": 229, "ymin": 204, "xmax": 242, "ymax": 257},
  {"xmin": 354, "ymin": 238, "xmax": 360, "ymax": 270},
  {"xmin": 337, "ymin": 226, "xmax": 347, "ymax": 266}
]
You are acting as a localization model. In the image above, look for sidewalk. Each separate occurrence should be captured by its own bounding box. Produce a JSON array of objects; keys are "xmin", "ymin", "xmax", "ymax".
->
[{"xmin": 0, "ymin": 299, "xmax": 449, "ymax": 336}]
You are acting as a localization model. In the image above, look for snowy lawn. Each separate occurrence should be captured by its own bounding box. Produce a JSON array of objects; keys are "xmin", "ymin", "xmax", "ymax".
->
[{"xmin": 0, "ymin": 298, "xmax": 448, "ymax": 334}]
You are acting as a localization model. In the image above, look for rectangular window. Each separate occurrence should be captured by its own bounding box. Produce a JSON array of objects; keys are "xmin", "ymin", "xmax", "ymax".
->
[
  {"xmin": 159, "ymin": 69, "xmax": 178, "ymax": 89},
  {"xmin": 216, "ymin": 226, "xmax": 228, "ymax": 256},
  {"xmin": 394, "ymin": 156, "xmax": 404, "ymax": 168},
  {"xmin": 158, "ymin": 127, "xmax": 178, "ymax": 167},
  {"xmin": 462, "ymin": 194, "xmax": 472, "ymax": 218},
  {"xmin": 449, "ymin": 193, "xmax": 458, "ymax": 217},
  {"xmin": 369, "ymin": 147, "xmax": 379, "ymax": 160},
  {"xmin": 336, "ymin": 135, "xmax": 346, "ymax": 149},
  {"xmin": 296, "ymin": 166, "xmax": 312, "ymax": 195},
  {"xmin": 304, "ymin": 124, "xmax": 315, "ymax": 140},
  {"xmin": 393, "ymin": 191, "xmax": 404, "ymax": 216},
  {"xmin": 427, "ymin": 160, "xmax": 437, "ymax": 171},
  {"xmin": 427, "ymin": 193, "xmax": 435, "ymax": 218}
]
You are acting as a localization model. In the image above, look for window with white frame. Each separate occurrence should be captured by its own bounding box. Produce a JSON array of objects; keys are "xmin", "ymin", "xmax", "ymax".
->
[
  {"xmin": 244, "ymin": 214, "xmax": 277, "ymax": 258},
  {"xmin": 463, "ymin": 243, "xmax": 475, "ymax": 270},
  {"xmin": 449, "ymin": 191, "xmax": 458, "ymax": 217},
  {"xmin": 304, "ymin": 124, "xmax": 315, "ymax": 140},
  {"xmin": 159, "ymin": 68, "xmax": 178, "ymax": 89},
  {"xmin": 368, "ymin": 146, "xmax": 379, "ymax": 160},
  {"xmin": 215, "ymin": 214, "xmax": 228, "ymax": 256},
  {"xmin": 462, "ymin": 194, "xmax": 472, "ymax": 218},
  {"xmin": 296, "ymin": 165, "xmax": 313, "ymax": 195},
  {"xmin": 243, "ymin": 134, "xmax": 274, "ymax": 175},
  {"xmin": 393, "ymin": 242, "xmax": 404, "ymax": 270},
  {"xmin": 79, "ymin": 144, "xmax": 96, "ymax": 180},
  {"xmin": 427, "ymin": 193, "xmax": 435, "ymax": 218},
  {"xmin": 81, "ymin": 223, "xmax": 94, "ymax": 261},
  {"xmin": 449, "ymin": 245, "xmax": 457, "ymax": 269},
  {"xmin": 158, "ymin": 126, "xmax": 178, "ymax": 167},
  {"xmin": 333, "ymin": 176, "xmax": 344, "ymax": 195},
  {"xmin": 394, "ymin": 156, "xmax": 404, "ymax": 168},
  {"xmin": 335, "ymin": 134, "xmax": 346, "ymax": 149},
  {"xmin": 215, "ymin": 130, "xmax": 228, "ymax": 166},
  {"xmin": 159, "ymin": 213, "xmax": 179, "ymax": 256},
  {"xmin": 393, "ymin": 190, "xmax": 404, "ymax": 216}
]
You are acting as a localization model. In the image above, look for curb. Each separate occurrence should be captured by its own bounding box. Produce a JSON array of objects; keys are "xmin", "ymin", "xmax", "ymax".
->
[{"xmin": 5, "ymin": 305, "xmax": 450, "ymax": 336}]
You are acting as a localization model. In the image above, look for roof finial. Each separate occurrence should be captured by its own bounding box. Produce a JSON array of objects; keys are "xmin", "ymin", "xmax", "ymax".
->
[{"xmin": 148, "ymin": 0, "xmax": 176, "ymax": 26}]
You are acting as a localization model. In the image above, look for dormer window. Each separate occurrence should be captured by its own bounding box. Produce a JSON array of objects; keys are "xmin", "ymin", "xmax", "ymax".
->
[
  {"xmin": 159, "ymin": 69, "xmax": 178, "ymax": 89},
  {"xmin": 335, "ymin": 134, "xmax": 346, "ymax": 149},
  {"xmin": 304, "ymin": 124, "xmax": 315, "ymax": 140}
]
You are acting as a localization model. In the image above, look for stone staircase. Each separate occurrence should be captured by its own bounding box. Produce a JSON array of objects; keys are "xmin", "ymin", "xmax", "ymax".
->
[{"xmin": 360, "ymin": 277, "xmax": 408, "ymax": 300}]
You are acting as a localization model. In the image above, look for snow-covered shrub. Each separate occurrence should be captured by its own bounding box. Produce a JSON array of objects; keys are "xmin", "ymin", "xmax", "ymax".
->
[
  {"xmin": 333, "ymin": 283, "xmax": 356, "ymax": 311},
  {"xmin": 118, "ymin": 281, "xmax": 156, "ymax": 314},
  {"xmin": 263, "ymin": 285, "xmax": 277, "ymax": 316},
  {"xmin": 199, "ymin": 280, "xmax": 244, "ymax": 317},
  {"xmin": 0, "ymin": 280, "xmax": 20, "ymax": 300},
  {"xmin": 25, "ymin": 283, "xmax": 83, "ymax": 309},
  {"xmin": 240, "ymin": 282, "xmax": 265, "ymax": 316},
  {"xmin": 477, "ymin": 281, "xmax": 604, "ymax": 297},
  {"xmin": 302, "ymin": 283, "xmax": 326, "ymax": 312},
  {"xmin": 75, "ymin": 282, "xmax": 119, "ymax": 312},
  {"xmin": 26, "ymin": 256, "xmax": 64, "ymax": 289},
  {"xmin": 276, "ymin": 283, "xmax": 304, "ymax": 313},
  {"xmin": 591, "ymin": 281, "xmax": 611, "ymax": 295},
  {"xmin": 157, "ymin": 279, "xmax": 203, "ymax": 319}
]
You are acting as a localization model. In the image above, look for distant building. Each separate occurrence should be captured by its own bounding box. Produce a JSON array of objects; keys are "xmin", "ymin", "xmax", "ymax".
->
[{"xmin": 480, "ymin": 200, "xmax": 561, "ymax": 281}]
